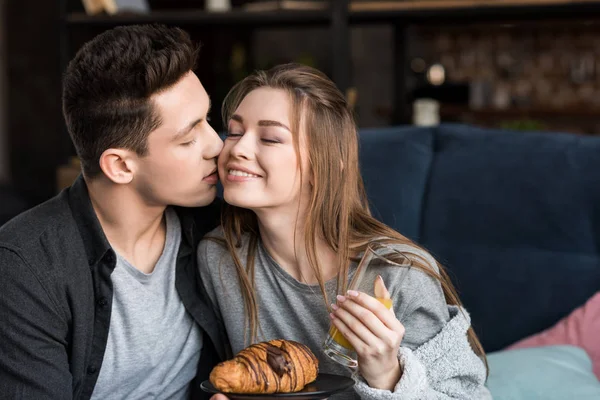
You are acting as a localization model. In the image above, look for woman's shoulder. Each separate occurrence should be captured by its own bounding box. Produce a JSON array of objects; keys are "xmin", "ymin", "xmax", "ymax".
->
[
  {"xmin": 198, "ymin": 226, "xmax": 225, "ymax": 253},
  {"xmin": 198, "ymin": 226, "xmax": 253, "ymax": 259},
  {"xmin": 203, "ymin": 225, "xmax": 226, "ymax": 240},
  {"xmin": 370, "ymin": 239, "xmax": 446, "ymax": 303},
  {"xmin": 372, "ymin": 240, "xmax": 451, "ymax": 335},
  {"xmin": 371, "ymin": 239, "xmax": 440, "ymax": 273}
]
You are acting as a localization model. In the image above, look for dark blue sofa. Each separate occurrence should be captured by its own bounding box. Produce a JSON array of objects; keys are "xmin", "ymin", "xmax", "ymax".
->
[{"xmin": 358, "ymin": 124, "xmax": 600, "ymax": 352}]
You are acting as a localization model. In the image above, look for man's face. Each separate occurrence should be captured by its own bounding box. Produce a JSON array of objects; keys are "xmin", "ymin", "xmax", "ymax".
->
[{"xmin": 133, "ymin": 71, "xmax": 223, "ymax": 207}]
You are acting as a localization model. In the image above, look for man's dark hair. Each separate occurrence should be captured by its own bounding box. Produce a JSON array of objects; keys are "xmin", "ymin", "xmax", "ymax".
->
[{"xmin": 62, "ymin": 24, "xmax": 199, "ymax": 178}]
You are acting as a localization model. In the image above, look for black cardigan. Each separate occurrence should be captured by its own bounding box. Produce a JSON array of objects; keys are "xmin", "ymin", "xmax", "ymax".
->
[{"xmin": 0, "ymin": 176, "xmax": 228, "ymax": 399}]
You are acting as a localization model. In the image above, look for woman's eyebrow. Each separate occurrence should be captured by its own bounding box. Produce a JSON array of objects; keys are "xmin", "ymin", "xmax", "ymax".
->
[{"xmin": 258, "ymin": 120, "xmax": 291, "ymax": 132}]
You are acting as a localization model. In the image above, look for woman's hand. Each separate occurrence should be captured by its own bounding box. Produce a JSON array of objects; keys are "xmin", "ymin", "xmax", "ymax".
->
[
  {"xmin": 330, "ymin": 277, "xmax": 404, "ymax": 390},
  {"xmin": 210, "ymin": 394, "xmax": 229, "ymax": 400}
]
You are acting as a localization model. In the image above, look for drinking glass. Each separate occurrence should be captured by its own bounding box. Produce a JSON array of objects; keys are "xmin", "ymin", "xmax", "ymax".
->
[{"xmin": 322, "ymin": 242, "xmax": 411, "ymax": 368}]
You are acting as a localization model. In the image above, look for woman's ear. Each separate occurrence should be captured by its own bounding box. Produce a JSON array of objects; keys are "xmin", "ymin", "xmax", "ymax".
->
[{"xmin": 98, "ymin": 148, "xmax": 135, "ymax": 184}]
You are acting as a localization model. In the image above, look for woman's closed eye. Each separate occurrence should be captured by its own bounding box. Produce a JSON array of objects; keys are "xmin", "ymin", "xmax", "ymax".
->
[
  {"xmin": 261, "ymin": 138, "xmax": 281, "ymax": 144},
  {"xmin": 225, "ymin": 132, "xmax": 243, "ymax": 139},
  {"xmin": 225, "ymin": 131, "xmax": 281, "ymax": 144}
]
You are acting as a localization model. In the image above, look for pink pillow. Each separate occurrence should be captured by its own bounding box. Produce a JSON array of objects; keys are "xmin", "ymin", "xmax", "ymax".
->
[{"xmin": 506, "ymin": 291, "xmax": 600, "ymax": 379}]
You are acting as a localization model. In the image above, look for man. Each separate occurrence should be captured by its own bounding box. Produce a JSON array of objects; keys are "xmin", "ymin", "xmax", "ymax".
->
[{"xmin": 0, "ymin": 24, "xmax": 228, "ymax": 399}]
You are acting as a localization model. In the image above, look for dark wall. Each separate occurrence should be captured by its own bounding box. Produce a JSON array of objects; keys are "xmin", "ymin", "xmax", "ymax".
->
[
  {"xmin": 5, "ymin": 1, "xmax": 255, "ymax": 206},
  {"xmin": 6, "ymin": 0, "xmax": 62, "ymax": 205},
  {"xmin": 3, "ymin": 2, "xmax": 394, "ymax": 206}
]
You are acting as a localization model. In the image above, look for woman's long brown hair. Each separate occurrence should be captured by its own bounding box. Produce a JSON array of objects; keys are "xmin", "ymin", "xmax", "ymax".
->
[{"xmin": 216, "ymin": 63, "xmax": 487, "ymax": 372}]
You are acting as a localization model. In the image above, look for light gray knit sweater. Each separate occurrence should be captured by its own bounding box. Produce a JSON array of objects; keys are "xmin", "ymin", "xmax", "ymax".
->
[
  {"xmin": 198, "ymin": 227, "xmax": 491, "ymax": 399},
  {"xmin": 352, "ymin": 306, "xmax": 492, "ymax": 399}
]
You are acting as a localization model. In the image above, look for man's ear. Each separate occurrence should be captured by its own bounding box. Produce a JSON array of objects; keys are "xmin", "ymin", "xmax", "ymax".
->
[{"xmin": 98, "ymin": 148, "xmax": 136, "ymax": 184}]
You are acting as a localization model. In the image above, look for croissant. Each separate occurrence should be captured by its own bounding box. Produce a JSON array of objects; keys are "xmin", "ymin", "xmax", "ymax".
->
[{"xmin": 210, "ymin": 339, "xmax": 319, "ymax": 394}]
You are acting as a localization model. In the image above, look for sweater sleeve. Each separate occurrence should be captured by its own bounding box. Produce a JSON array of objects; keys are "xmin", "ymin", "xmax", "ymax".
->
[
  {"xmin": 351, "ymin": 245, "xmax": 490, "ymax": 399},
  {"xmin": 352, "ymin": 306, "xmax": 490, "ymax": 400}
]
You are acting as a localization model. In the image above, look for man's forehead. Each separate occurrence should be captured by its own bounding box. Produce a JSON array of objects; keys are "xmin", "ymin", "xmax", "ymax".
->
[{"xmin": 152, "ymin": 72, "xmax": 208, "ymax": 105}]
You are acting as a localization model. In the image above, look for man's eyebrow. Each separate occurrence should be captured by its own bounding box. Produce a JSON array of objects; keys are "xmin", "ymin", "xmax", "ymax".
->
[
  {"xmin": 173, "ymin": 118, "xmax": 203, "ymax": 141},
  {"xmin": 172, "ymin": 98, "xmax": 212, "ymax": 141}
]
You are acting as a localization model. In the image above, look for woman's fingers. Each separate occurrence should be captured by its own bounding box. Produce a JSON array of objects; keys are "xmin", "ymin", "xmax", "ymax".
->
[
  {"xmin": 332, "ymin": 292, "xmax": 405, "ymax": 355},
  {"xmin": 333, "ymin": 295, "xmax": 390, "ymax": 343},
  {"xmin": 343, "ymin": 290, "xmax": 401, "ymax": 332},
  {"xmin": 331, "ymin": 300, "xmax": 377, "ymax": 352},
  {"xmin": 329, "ymin": 308, "xmax": 369, "ymax": 352}
]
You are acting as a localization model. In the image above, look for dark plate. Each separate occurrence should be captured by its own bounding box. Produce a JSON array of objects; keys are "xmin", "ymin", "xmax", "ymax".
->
[{"xmin": 200, "ymin": 373, "xmax": 354, "ymax": 400}]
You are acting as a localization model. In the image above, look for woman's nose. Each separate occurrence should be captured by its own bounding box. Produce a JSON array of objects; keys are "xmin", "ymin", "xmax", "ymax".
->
[{"xmin": 229, "ymin": 133, "xmax": 254, "ymax": 160}]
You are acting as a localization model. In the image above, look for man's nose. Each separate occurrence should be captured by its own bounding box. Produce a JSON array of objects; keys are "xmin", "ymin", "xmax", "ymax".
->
[{"xmin": 206, "ymin": 125, "xmax": 223, "ymax": 159}]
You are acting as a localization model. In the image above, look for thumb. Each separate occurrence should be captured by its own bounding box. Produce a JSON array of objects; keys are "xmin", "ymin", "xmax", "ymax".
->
[
  {"xmin": 211, "ymin": 395, "xmax": 230, "ymax": 400},
  {"xmin": 374, "ymin": 275, "xmax": 391, "ymax": 299}
]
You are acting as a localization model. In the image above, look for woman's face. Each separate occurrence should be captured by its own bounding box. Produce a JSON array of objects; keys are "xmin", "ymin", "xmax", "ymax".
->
[{"xmin": 218, "ymin": 88, "xmax": 310, "ymax": 213}]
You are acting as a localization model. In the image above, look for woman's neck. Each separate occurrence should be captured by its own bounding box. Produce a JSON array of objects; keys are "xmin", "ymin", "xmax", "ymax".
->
[{"xmin": 255, "ymin": 208, "xmax": 338, "ymax": 285}]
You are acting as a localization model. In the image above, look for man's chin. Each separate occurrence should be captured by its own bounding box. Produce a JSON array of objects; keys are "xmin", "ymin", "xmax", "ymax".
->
[{"xmin": 172, "ymin": 189, "xmax": 217, "ymax": 208}]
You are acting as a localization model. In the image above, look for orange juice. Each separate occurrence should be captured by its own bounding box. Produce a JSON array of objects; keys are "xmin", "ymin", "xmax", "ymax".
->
[{"xmin": 329, "ymin": 297, "xmax": 393, "ymax": 350}]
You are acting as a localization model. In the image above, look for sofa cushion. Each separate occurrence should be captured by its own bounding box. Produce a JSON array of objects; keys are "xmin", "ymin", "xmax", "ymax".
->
[
  {"xmin": 359, "ymin": 126, "xmax": 434, "ymax": 242},
  {"xmin": 420, "ymin": 124, "xmax": 600, "ymax": 351},
  {"xmin": 507, "ymin": 291, "xmax": 600, "ymax": 379},
  {"xmin": 486, "ymin": 345, "xmax": 600, "ymax": 400}
]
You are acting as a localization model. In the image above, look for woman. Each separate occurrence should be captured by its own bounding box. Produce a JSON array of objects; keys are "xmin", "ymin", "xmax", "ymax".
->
[{"xmin": 198, "ymin": 63, "xmax": 490, "ymax": 399}]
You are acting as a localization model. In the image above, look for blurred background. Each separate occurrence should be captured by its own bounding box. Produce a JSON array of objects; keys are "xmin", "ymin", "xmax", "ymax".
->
[{"xmin": 2, "ymin": 0, "xmax": 600, "ymax": 213}]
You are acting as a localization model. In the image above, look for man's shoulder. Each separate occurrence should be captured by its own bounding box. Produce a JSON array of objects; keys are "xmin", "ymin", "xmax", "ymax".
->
[
  {"xmin": 0, "ymin": 191, "xmax": 73, "ymax": 251},
  {"xmin": 0, "ymin": 190, "xmax": 85, "ymax": 294}
]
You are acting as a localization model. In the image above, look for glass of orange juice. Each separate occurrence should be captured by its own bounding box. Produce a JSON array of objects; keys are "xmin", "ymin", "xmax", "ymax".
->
[{"xmin": 322, "ymin": 242, "xmax": 411, "ymax": 368}]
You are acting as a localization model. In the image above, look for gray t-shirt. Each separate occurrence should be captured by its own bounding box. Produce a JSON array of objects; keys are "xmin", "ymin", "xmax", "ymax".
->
[
  {"xmin": 91, "ymin": 208, "xmax": 202, "ymax": 400},
  {"xmin": 197, "ymin": 227, "xmax": 450, "ymax": 400}
]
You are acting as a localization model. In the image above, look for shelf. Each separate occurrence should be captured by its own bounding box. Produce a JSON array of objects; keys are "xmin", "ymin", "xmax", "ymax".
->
[
  {"xmin": 65, "ymin": 9, "xmax": 331, "ymax": 27},
  {"xmin": 64, "ymin": 1, "xmax": 600, "ymax": 28},
  {"xmin": 441, "ymin": 105, "xmax": 600, "ymax": 119},
  {"xmin": 349, "ymin": 0, "xmax": 600, "ymax": 24},
  {"xmin": 64, "ymin": 2, "xmax": 600, "ymax": 29}
]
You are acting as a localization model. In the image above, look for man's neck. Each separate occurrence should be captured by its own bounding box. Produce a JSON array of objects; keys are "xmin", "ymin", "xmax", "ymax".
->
[{"xmin": 87, "ymin": 177, "xmax": 167, "ymax": 274}]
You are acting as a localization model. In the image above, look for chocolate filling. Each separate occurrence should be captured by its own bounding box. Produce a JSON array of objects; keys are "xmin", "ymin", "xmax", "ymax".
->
[{"xmin": 265, "ymin": 343, "xmax": 292, "ymax": 377}]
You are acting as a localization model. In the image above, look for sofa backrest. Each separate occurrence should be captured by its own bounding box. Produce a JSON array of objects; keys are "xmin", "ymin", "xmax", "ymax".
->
[{"xmin": 359, "ymin": 124, "xmax": 600, "ymax": 352}]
